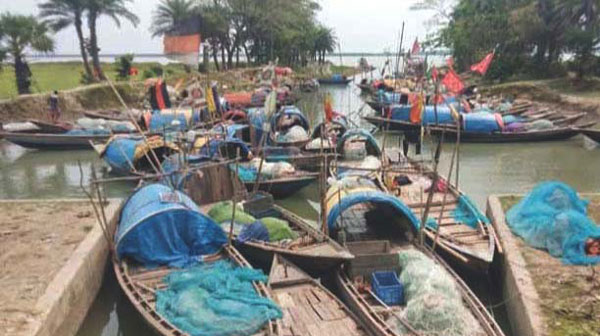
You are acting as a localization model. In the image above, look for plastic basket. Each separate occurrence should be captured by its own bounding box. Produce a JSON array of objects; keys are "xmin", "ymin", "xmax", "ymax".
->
[{"xmin": 371, "ymin": 271, "xmax": 404, "ymax": 306}]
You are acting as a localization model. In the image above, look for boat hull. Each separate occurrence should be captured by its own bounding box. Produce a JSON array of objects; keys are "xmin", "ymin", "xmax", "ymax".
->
[
  {"xmin": 318, "ymin": 78, "xmax": 352, "ymax": 85},
  {"xmin": 243, "ymin": 174, "xmax": 317, "ymax": 198},
  {"xmin": 364, "ymin": 116, "xmax": 581, "ymax": 143},
  {"xmin": 1, "ymin": 132, "xmax": 111, "ymax": 150},
  {"xmin": 579, "ymin": 128, "xmax": 600, "ymax": 143}
]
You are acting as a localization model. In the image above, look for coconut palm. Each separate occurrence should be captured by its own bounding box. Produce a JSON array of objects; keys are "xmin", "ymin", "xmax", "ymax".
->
[
  {"xmin": 38, "ymin": 0, "xmax": 93, "ymax": 81},
  {"xmin": 0, "ymin": 13, "xmax": 54, "ymax": 95},
  {"xmin": 86, "ymin": 0, "xmax": 139, "ymax": 80},
  {"xmin": 151, "ymin": 0, "xmax": 197, "ymax": 37}
]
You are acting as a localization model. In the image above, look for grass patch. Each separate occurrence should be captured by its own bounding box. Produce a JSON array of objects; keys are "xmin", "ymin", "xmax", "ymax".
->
[{"xmin": 0, "ymin": 61, "xmax": 190, "ymax": 100}]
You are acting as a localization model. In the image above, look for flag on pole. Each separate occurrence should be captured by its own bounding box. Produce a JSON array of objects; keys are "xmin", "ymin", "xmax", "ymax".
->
[
  {"xmin": 470, "ymin": 51, "xmax": 495, "ymax": 75},
  {"xmin": 411, "ymin": 38, "xmax": 420, "ymax": 56},
  {"xmin": 163, "ymin": 33, "xmax": 201, "ymax": 66},
  {"xmin": 442, "ymin": 68, "xmax": 465, "ymax": 94},
  {"xmin": 324, "ymin": 92, "xmax": 334, "ymax": 123},
  {"xmin": 431, "ymin": 66, "xmax": 439, "ymax": 82}
]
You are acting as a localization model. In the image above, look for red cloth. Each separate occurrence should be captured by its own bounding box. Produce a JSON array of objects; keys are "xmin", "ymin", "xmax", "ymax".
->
[
  {"xmin": 224, "ymin": 92, "xmax": 252, "ymax": 106},
  {"xmin": 129, "ymin": 67, "xmax": 139, "ymax": 76},
  {"xmin": 155, "ymin": 79, "xmax": 166, "ymax": 110},
  {"xmin": 409, "ymin": 93, "xmax": 423, "ymax": 124},
  {"xmin": 470, "ymin": 52, "xmax": 494, "ymax": 75},
  {"xmin": 411, "ymin": 38, "xmax": 420, "ymax": 55},
  {"xmin": 442, "ymin": 68, "xmax": 464, "ymax": 94},
  {"xmin": 324, "ymin": 94, "xmax": 334, "ymax": 122},
  {"xmin": 275, "ymin": 67, "xmax": 293, "ymax": 76},
  {"xmin": 461, "ymin": 99, "xmax": 472, "ymax": 113},
  {"xmin": 431, "ymin": 66, "xmax": 438, "ymax": 82}
]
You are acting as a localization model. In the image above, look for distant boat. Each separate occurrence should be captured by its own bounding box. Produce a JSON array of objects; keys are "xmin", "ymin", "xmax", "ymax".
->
[
  {"xmin": 318, "ymin": 74, "xmax": 352, "ymax": 85},
  {"xmin": 0, "ymin": 131, "xmax": 111, "ymax": 150}
]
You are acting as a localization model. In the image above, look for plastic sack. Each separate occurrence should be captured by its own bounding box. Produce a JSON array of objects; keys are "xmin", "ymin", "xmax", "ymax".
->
[
  {"xmin": 506, "ymin": 181, "xmax": 600, "ymax": 265},
  {"xmin": 156, "ymin": 260, "xmax": 282, "ymax": 336},
  {"xmin": 277, "ymin": 125, "xmax": 308, "ymax": 143},
  {"xmin": 526, "ymin": 119, "xmax": 554, "ymax": 131}
]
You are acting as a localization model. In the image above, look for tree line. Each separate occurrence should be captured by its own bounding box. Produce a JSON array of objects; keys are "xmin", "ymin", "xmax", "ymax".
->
[
  {"xmin": 151, "ymin": 0, "xmax": 337, "ymax": 71},
  {"xmin": 413, "ymin": 0, "xmax": 600, "ymax": 80}
]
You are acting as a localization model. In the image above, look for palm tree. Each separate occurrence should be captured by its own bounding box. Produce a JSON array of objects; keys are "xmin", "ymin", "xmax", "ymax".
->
[
  {"xmin": 0, "ymin": 13, "xmax": 54, "ymax": 94},
  {"xmin": 38, "ymin": 0, "xmax": 93, "ymax": 81},
  {"xmin": 150, "ymin": 0, "xmax": 196, "ymax": 37},
  {"xmin": 86, "ymin": 0, "xmax": 139, "ymax": 80},
  {"xmin": 314, "ymin": 25, "xmax": 336, "ymax": 64}
]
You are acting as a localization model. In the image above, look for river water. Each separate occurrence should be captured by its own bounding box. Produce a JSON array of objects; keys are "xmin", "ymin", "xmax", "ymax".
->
[{"xmin": 2, "ymin": 78, "xmax": 600, "ymax": 336}]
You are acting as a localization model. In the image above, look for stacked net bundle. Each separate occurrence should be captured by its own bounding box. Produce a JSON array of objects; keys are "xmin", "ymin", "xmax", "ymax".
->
[
  {"xmin": 392, "ymin": 249, "xmax": 483, "ymax": 336},
  {"xmin": 261, "ymin": 217, "xmax": 298, "ymax": 241},
  {"xmin": 506, "ymin": 181, "xmax": 600, "ymax": 265},
  {"xmin": 208, "ymin": 201, "xmax": 256, "ymax": 226},
  {"xmin": 156, "ymin": 260, "xmax": 282, "ymax": 336}
]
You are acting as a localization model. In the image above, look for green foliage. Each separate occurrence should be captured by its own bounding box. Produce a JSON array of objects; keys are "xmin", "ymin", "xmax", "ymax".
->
[
  {"xmin": 434, "ymin": 0, "xmax": 600, "ymax": 80},
  {"xmin": 115, "ymin": 53, "xmax": 134, "ymax": 79},
  {"xmin": 151, "ymin": 64, "xmax": 163, "ymax": 77},
  {"xmin": 150, "ymin": 0, "xmax": 337, "ymax": 69},
  {"xmin": 0, "ymin": 12, "xmax": 54, "ymax": 94}
]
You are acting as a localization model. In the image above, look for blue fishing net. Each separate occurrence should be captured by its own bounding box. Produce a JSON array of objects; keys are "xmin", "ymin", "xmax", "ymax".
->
[
  {"xmin": 452, "ymin": 195, "xmax": 490, "ymax": 229},
  {"xmin": 506, "ymin": 181, "xmax": 600, "ymax": 265},
  {"xmin": 156, "ymin": 260, "xmax": 282, "ymax": 336}
]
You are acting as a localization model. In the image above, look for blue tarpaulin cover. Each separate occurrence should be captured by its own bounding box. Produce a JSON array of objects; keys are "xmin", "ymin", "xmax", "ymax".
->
[
  {"xmin": 506, "ymin": 181, "xmax": 600, "ymax": 265},
  {"xmin": 462, "ymin": 112, "xmax": 501, "ymax": 133},
  {"xmin": 452, "ymin": 195, "xmax": 490, "ymax": 229},
  {"xmin": 102, "ymin": 137, "xmax": 140, "ymax": 174},
  {"xmin": 115, "ymin": 183, "xmax": 227, "ymax": 267},
  {"xmin": 390, "ymin": 105, "xmax": 455, "ymax": 125},
  {"xmin": 270, "ymin": 106, "xmax": 310, "ymax": 132}
]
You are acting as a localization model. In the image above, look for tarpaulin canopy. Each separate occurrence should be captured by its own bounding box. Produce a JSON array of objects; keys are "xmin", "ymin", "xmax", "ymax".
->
[
  {"xmin": 270, "ymin": 106, "xmax": 310, "ymax": 132},
  {"xmin": 116, "ymin": 183, "xmax": 227, "ymax": 267},
  {"xmin": 101, "ymin": 135, "xmax": 179, "ymax": 175}
]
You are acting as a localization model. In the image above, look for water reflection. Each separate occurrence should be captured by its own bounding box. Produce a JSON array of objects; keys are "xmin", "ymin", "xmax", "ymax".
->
[{"xmin": 0, "ymin": 142, "xmax": 133, "ymax": 199}]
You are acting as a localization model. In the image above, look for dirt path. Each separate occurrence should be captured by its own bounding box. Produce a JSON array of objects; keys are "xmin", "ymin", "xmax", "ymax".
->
[{"xmin": 0, "ymin": 200, "xmax": 99, "ymax": 336}]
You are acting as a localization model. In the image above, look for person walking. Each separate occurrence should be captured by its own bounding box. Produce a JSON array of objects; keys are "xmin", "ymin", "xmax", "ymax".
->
[{"xmin": 48, "ymin": 90, "xmax": 60, "ymax": 123}]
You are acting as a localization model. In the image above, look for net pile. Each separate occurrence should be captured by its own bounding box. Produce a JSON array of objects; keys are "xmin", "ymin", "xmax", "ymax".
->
[
  {"xmin": 276, "ymin": 125, "xmax": 309, "ymax": 143},
  {"xmin": 452, "ymin": 195, "xmax": 490, "ymax": 229},
  {"xmin": 156, "ymin": 260, "xmax": 282, "ymax": 336},
  {"xmin": 392, "ymin": 249, "xmax": 483, "ymax": 336},
  {"xmin": 208, "ymin": 202, "xmax": 297, "ymax": 242},
  {"xmin": 506, "ymin": 181, "xmax": 600, "ymax": 265}
]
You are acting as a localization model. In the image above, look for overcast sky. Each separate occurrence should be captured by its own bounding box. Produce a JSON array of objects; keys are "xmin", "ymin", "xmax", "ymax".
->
[{"xmin": 0, "ymin": 0, "xmax": 436, "ymax": 54}]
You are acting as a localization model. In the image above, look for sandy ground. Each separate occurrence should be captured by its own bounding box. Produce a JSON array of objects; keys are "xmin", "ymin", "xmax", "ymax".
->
[
  {"xmin": 0, "ymin": 201, "xmax": 99, "ymax": 335},
  {"xmin": 501, "ymin": 196, "xmax": 600, "ymax": 336}
]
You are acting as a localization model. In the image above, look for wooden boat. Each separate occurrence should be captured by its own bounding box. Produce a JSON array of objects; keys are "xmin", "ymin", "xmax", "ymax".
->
[
  {"xmin": 180, "ymin": 165, "xmax": 353, "ymax": 276},
  {"xmin": 363, "ymin": 116, "xmax": 585, "ymax": 143},
  {"xmin": 27, "ymin": 119, "xmax": 72, "ymax": 133},
  {"xmin": 334, "ymin": 241, "xmax": 506, "ymax": 336},
  {"xmin": 383, "ymin": 153, "xmax": 497, "ymax": 273},
  {"xmin": 318, "ymin": 77, "xmax": 353, "ymax": 85},
  {"xmin": 0, "ymin": 131, "xmax": 111, "ymax": 150},
  {"xmin": 579, "ymin": 128, "xmax": 600, "ymax": 144},
  {"xmin": 332, "ymin": 129, "xmax": 385, "ymax": 179},
  {"xmin": 113, "ymin": 183, "xmax": 279, "ymax": 336},
  {"xmin": 268, "ymin": 254, "xmax": 370, "ymax": 336},
  {"xmin": 115, "ymin": 245, "xmax": 279, "ymax": 336},
  {"xmin": 269, "ymin": 106, "xmax": 312, "ymax": 148},
  {"xmin": 243, "ymin": 171, "xmax": 319, "ymax": 198},
  {"xmin": 82, "ymin": 109, "xmax": 132, "ymax": 121},
  {"xmin": 262, "ymin": 147, "xmax": 336, "ymax": 172}
]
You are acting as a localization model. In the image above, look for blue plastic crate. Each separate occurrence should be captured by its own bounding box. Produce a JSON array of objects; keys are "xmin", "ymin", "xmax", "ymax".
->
[{"xmin": 371, "ymin": 271, "xmax": 404, "ymax": 306}]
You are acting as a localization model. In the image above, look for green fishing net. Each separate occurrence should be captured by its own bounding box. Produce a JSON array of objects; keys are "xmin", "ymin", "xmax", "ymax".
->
[
  {"xmin": 261, "ymin": 217, "xmax": 298, "ymax": 241},
  {"xmin": 208, "ymin": 201, "xmax": 256, "ymax": 225},
  {"xmin": 156, "ymin": 260, "xmax": 282, "ymax": 336},
  {"xmin": 392, "ymin": 249, "xmax": 483, "ymax": 336}
]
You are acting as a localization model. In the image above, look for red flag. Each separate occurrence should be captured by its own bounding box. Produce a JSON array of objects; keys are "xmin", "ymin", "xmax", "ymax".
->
[
  {"xmin": 470, "ymin": 52, "xmax": 495, "ymax": 75},
  {"xmin": 411, "ymin": 38, "xmax": 420, "ymax": 55},
  {"xmin": 442, "ymin": 68, "xmax": 464, "ymax": 94},
  {"xmin": 446, "ymin": 57, "xmax": 454, "ymax": 68},
  {"xmin": 431, "ymin": 66, "xmax": 438, "ymax": 81}
]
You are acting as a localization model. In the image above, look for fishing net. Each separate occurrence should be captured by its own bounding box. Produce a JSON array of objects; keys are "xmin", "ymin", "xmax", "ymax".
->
[
  {"xmin": 525, "ymin": 119, "xmax": 554, "ymax": 131},
  {"xmin": 156, "ymin": 260, "xmax": 282, "ymax": 336},
  {"xmin": 392, "ymin": 249, "xmax": 483, "ymax": 336},
  {"xmin": 506, "ymin": 181, "xmax": 600, "ymax": 265},
  {"xmin": 65, "ymin": 128, "xmax": 110, "ymax": 135},
  {"xmin": 452, "ymin": 195, "xmax": 490, "ymax": 229},
  {"xmin": 208, "ymin": 202, "xmax": 256, "ymax": 226},
  {"xmin": 261, "ymin": 217, "xmax": 298, "ymax": 241}
]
